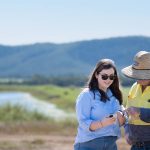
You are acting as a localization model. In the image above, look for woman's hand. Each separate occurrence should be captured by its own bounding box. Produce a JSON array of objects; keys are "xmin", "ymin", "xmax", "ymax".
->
[
  {"xmin": 117, "ymin": 111, "xmax": 126, "ymax": 126},
  {"xmin": 125, "ymin": 133, "xmax": 133, "ymax": 145},
  {"xmin": 89, "ymin": 116, "xmax": 116, "ymax": 131},
  {"xmin": 101, "ymin": 116, "xmax": 116, "ymax": 127}
]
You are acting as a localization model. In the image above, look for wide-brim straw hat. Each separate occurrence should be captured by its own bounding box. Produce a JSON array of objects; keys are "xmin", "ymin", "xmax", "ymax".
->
[{"xmin": 122, "ymin": 51, "xmax": 150, "ymax": 79}]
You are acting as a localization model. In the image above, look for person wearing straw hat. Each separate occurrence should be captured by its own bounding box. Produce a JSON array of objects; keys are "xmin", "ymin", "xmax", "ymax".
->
[{"xmin": 122, "ymin": 51, "xmax": 150, "ymax": 150}]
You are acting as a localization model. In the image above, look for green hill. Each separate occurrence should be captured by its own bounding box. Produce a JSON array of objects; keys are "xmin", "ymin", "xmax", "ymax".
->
[{"xmin": 0, "ymin": 36, "xmax": 150, "ymax": 77}]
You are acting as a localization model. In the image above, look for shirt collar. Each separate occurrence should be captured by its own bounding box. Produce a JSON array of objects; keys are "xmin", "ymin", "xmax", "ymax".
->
[
  {"xmin": 94, "ymin": 88, "xmax": 113, "ymax": 97},
  {"xmin": 129, "ymin": 83, "xmax": 150, "ymax": 99}
]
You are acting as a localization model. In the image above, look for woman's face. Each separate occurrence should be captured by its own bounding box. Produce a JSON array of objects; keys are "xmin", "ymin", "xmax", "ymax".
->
[{"xmin": 95, "ymin": 68, "xmax": 115, "ymax": 92}]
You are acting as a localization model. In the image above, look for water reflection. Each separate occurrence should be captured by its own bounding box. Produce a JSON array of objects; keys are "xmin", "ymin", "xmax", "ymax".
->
[{"xmin": 0, "ymin": 92, "xmax": 75, "ymax": 120}]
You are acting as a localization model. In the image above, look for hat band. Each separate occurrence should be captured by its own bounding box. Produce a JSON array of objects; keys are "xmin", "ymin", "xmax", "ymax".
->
[{"xmin": 132, "ymin": 66, "xmax": 150, "ymax": 70}]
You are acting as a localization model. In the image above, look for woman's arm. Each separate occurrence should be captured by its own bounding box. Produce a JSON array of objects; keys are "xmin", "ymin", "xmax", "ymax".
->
[
  {"xmin": 89, "ymin": 117, "xmax": 116, "ymax": 131},
  {"xmin": 76, "ymin": 91, "xmax": 94, "ymax": 131}
]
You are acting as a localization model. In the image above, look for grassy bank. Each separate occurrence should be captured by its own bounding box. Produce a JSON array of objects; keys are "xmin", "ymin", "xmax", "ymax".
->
[
  {"xmin": 0, "ymin": 84, "xmax": 130, "ymax": 134},
  {"xmin": 0, "ymin": 84, "xmax": 130, "ymax": 111},
  {"xmin": 0, "ymin": 104, "xmax": 77, "ymax": 135}
]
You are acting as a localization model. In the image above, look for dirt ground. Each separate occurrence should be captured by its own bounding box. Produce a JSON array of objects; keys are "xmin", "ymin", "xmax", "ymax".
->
[{"xmin": 0, "ymin": 134, "xmax": 131, "ymax": 150}]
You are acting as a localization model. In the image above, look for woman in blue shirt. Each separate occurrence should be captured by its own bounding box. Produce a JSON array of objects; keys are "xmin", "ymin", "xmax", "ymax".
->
[{"xmin": 74, "ymin": 59, "xmax": 125, "ymax": 150}]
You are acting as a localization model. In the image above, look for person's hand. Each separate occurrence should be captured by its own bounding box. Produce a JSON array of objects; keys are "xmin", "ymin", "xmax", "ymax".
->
[
  {"xmin": 125, "ymin": 107, "xmax": 140, "ymax": 119},
  {"xmin": 102, "ymin": 116, "xmax": 116, "ymax": 127},
  {"xmin": 125, "ymin": 133, "xmax": 133, "ymax": 145},
  {"xmin": 117, "ymin": 111, "xmax": 126, "ymax": 126}
]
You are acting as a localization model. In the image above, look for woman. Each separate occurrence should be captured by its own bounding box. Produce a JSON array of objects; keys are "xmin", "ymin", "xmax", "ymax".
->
[{"xmin": 74, "ymin": 59, "xmax": 125, "ymax": 150}]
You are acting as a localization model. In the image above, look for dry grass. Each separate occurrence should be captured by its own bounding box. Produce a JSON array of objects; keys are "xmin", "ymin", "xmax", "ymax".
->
[
  {"xmin": 0, "ymin": 122, "xmax": 131, "ymax": 150},
  {"xmin": 0, "ymin": 134, "xmax": 131, "ymax": 150}
]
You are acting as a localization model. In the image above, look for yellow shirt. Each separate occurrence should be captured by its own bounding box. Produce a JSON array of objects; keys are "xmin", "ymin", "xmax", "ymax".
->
[{"xmin": 126, "ymin": 82, "xmax": 150, "ymax": 125}]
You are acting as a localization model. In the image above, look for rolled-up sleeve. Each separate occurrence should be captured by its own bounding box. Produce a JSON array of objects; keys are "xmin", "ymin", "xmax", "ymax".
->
[{"xmin": 76, "ymin": 91, "xmax": 93, "ymax": 131}]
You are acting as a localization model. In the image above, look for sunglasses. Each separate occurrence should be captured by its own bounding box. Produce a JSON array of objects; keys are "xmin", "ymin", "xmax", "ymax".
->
[{"xmin": 100, "ymin": 74, "xmax": 116, "ymax": 80}]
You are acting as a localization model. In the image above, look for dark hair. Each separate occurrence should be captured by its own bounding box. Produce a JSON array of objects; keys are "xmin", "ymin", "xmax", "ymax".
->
[{"xmin": 87, "ymin": 59, "xmax": 123, "ymax": 104}]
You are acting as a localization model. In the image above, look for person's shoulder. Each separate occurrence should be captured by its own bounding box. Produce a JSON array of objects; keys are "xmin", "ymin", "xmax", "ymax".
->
[
  {"xmin": 128, "ymin": 82, "xmax": 138, "ymax": 99},
  {"xmin": 81, "ymin": 88, "xmax": 91, "ymax": 95},
  {"xmin": 129, "ymin": 82, "xmax": 138, "ymax": 92},
  {"xmin": 76, "ymin": 88, "xmax": 93, "ymax": 103},
  {"xmin": 78, "ymin": 88, "xmax": 94, "ymax": 98},
  {"xmin": 131, "ymin": 82, "xmax": 137, "ymax": 88}
]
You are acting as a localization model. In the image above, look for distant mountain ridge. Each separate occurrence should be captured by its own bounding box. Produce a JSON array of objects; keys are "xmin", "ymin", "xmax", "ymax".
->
[{"xmin": 0, "ymin": 36, "xmax": 150, "ymax": 77}]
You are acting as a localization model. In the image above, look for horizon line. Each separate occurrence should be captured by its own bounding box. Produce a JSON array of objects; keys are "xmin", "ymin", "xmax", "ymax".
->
[{"xmin": 0, "ymin": 35, "xmax": 149, "ymax": 47}]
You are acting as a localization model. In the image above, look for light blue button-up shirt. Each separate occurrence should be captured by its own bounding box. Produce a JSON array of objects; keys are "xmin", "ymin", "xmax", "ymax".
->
[{"xmin": 75, "ymin": 88, "xmax": 121, "ymax": 144}]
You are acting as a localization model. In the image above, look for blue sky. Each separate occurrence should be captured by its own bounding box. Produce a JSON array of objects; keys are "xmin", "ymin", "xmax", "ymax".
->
[{"xmin": 0, "ymin": 0, "xmax": 150, "ymax": 45}]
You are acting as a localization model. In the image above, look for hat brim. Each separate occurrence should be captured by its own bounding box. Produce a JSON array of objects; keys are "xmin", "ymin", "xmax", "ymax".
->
[{"xmin": 122, "ymin": 65, "xmax": 150, "ymax": 80}]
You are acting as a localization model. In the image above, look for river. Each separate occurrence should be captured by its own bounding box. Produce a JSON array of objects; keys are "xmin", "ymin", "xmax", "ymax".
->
[{"xmin": 0, "ymin": 92, "xmax": 75, "ymax": 120}]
